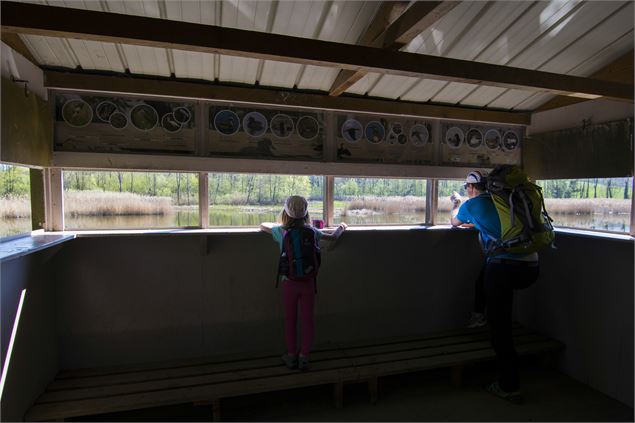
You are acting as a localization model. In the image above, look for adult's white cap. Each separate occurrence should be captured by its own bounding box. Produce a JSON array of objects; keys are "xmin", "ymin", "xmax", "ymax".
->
[
  {"xmin": 465, "ymin": 170, "xmax": 484, "ymax": 184},
  {"xmin": 284, "ymin": 195, "xmax": 308, "ymax": 219}
]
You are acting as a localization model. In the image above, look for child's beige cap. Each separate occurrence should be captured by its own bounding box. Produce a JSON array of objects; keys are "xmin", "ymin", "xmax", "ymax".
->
[{"xmin": 284, "ymin": 195, "xmax": 308, "ymax": 219}]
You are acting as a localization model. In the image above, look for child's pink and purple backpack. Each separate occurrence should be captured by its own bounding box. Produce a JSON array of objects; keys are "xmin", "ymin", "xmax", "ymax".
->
[{"xmin": 276, "ymin": 225, "xmax": 321, "ymax": 286}]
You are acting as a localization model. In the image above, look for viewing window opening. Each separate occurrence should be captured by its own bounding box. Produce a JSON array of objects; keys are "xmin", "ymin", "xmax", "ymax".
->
[
  {"xmin": 63, "ymin": 170, "xmax": 199, "ymax": 230},
  {"xmin": 333, "ymin": 177, "xmax": 426, "ymax": 225},
  {"xmin": 207, "ymin": 174, "xmax": 323, "ymax": 226},
  {"xmin": 537, "ymin": 178, "xmax": 632, "ymax": 233},
  {"xmin": 0, "ymin": 164, "xmax": 32, "ymax": 238},
  {"xmin": 437, "ymin": 179, "xmax": 467, "ymax": 224}
]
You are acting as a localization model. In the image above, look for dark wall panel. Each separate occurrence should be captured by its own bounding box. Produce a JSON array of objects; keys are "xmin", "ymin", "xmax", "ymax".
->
[
  {"xmin": 523, "ymin": 119, "xmax": 633, "ymax": 179},
  {"xmin": 0, "ymin": 77, "xmax": 53, "ymax": 167}
]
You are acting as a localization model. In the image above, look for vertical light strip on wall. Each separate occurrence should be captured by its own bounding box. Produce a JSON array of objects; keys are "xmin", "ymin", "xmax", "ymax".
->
[{"xmin": 0, "ymin": 289, "xmax": 27, "ymax": 401}]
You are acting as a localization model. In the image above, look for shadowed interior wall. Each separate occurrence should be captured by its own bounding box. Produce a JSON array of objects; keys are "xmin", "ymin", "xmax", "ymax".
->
[
  {"xmin": 516, "ymin": 234, "xmax": 634, "ymax": 407},
  {"xmin": 0, "ymin": 247, "xmax": 61, "ymax": 421},
  {"xmin": 51, "ymin": 229, "xmax": 484, "ymax": 368},
  {"xmin": 2, "ymin": 229, "xmax": 633, "ymax": 420}
]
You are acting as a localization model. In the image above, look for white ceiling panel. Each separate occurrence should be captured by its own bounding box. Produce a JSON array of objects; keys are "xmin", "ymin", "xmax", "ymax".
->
[
  {"xmin": 164, "ymin": 0, "xmax": 218, "ymax": 25},
  {"xmin": 432, "ymin": 82, "xmax": 480, "ymax": 105},
  {"xmin": 21, "ymin": 35, "xmax": 78, "ymax": 68},
  {"xmin": 172, "ymin": 49, "xmax": 215, "ymax": 81},
  {"xmin": 121, "ymin": 45, "xmax": 170, "ymax": 77},
  {"xmin": 259, "ymin": 1, "xmax": 327, "ymax": 88},
  {"xmin": 65, "ymin": 39, "xmax": 125, "ymax": 73},
  {"xmin": 401, "ymin": 79, "xmax": 448, "ymax": 103},
  {"xmin": 509, "ymin": 2, "xmax": 624, "ymax": 70},
  {"xmin": 459, "ymin": 86, "xmax": 508, "ymax": 108},
  {"xmin": 477, "ymin": 1, "xmax": 583, "ymax": 65},
  {"xmin": 368, "ymin": 75, "xmax": 419, "ymax": 100},
  {"xmin": 298, "ymin": 66, "xmax": 339, "ymax": 91},
  {"xmin": 488, "ymin": 89, "xmax": 536, "ymax": 110},
  {"xmin": 346, "ymin": 72, "xmax": 383, "ymax": 96},
  {"xmin": 538, "ymin": 2, "xmax": 633, "ymax": 74},
  {"xmin": 10, "ymin": 0, "xmax": 634, "ymax": 111},
  {"xmin": 217, "ymin": 0, "xmax": 273, "ymax": 84}
]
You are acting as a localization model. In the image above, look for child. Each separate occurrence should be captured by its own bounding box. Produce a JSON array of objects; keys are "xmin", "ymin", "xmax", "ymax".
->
[{"xmin": 260, "ymin": 195, "xmax": 347, "ymax": 371}]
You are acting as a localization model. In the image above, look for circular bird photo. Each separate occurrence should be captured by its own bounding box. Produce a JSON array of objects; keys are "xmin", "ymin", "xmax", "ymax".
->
[
  {"xmin": 466, "ymin": 128, "xmax": 483, "ymax": 149},
  {"xmin": 270, "ymin": 114, "xmax": 294, "ymax": 139},
  {"xmin": 214, "ymin": 110, "xmax": 240, "ymax": 135},
  {"xmin": 410, "ymin": 124, "xmax": 429, "ymax": 147},
  {"xmin": 484, "ymin": 129, "xmax": 501, "ymax": 150},
  {"xmin": 62, "ymin": 99, "xmax": 93, "ymax": 128},
  {"xmin": 365, "ymin": 121, "xmax": 385, "ymax": 144},
  {"xmin": 109, "ymin": 111, "xmax": 128, "ymax": 130},
  {"xmin": 297, "ymin": 116, "xmax": 320, "ymax": 140},
  {"xmin": 173, "ymin": 106, "xmax": 191, "ymax": 125},
  {"xmin": 243, "ymin": 112, "xmax": 268, "ymax": 137},
  {"xmin": 445, "ymin": 126, "xmax": 464, "ymax": 149},
  {"xmin": 161, "ymin": 113, "xmax": 182, "ymax": 133},
  {"xmin": 130, "ymin": 104, "xmax": 159, "ymax": 131},
  {"xmin": 502, "ymin": 131, "xmax": 519, "ymax": 151},
  {"xmin": 341, "ymin": 119, "xmax": 363, "ymax": 142},
  {"xmin": 95, "ymin": 101, "xmax": 118, "ymax": 123}
]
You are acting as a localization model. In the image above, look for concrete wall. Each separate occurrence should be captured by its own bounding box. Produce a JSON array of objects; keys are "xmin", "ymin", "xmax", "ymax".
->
[
  {"xmin": 1, "ymin": 228, "xmax": 632, "ymax": 420},
  {"xmin": 517, "ymin": 232, "xmax": 634, "ymax": 407},
  {"xmin": 0, "ymin": 246, "xmax": 62, "ymax": 421}
]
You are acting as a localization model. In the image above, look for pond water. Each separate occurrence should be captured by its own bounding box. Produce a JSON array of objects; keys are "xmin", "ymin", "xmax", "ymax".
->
[{"xmin": 1, "ymin": 211, "xmax": 631, "ymax": 237}]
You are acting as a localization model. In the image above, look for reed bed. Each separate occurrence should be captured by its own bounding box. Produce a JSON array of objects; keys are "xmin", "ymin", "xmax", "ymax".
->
[
  {"xmin": 342, "ymin": 196, "xmax": 426, "ymax": 215},
  {"xmin": 64, "ymin": 191, "xmax": 172, "ymax": 216},
  {"xmin": 439, "ymin": 197, "xmax": 631, "ymax": 215},
  {"xmin": 0, "ymin": 196, "xmax": 31, "ymax": 218},
  {"xmin": 544, "ymin": 198, "xmax": 631, "ymax": 215}
]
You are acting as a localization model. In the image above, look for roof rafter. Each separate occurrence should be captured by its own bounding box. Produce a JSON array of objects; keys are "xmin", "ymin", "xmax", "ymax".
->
[
  {"xmin": 535, "ymin": 51, "xmax": 634, "ymax": 112},
  {"xmin": 329, "ymin": 1, "xmax": 460, "ymax": 96},
  {"xmin": 2, "ymin": 1, "xmax": 632, "ymax": 101},
  {"xmin": 44, "ymin": 70, "xmax": 530, "ymax": 125}
]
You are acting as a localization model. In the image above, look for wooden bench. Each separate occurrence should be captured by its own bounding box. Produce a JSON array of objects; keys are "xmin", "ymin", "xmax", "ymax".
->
[{"xmin": 25, "ymin": 325, "xmax": 563, "ymax": 421}]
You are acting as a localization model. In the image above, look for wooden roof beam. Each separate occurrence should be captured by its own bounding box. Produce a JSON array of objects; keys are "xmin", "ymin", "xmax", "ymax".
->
[
  {"xmin": 535, "ymin": 51, "xmax": 634, "ymax": 112},
  {"xmin": 2, "ymin": 1, "xmax": 632, "ymax": 101},
  {"xmin": 43, "ymin": 70, "xmax": 530, "ymax": 125},
  {"xmin": 329, "ymin": 1, "xmax": 460, "ymax": 96}
]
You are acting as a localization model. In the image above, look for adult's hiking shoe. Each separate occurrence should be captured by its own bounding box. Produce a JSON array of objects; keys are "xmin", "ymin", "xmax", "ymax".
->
[
  {"xmin": 485, "ymin": 382, "xmax": 524, "ymax": 404},
  {"xmin": 298, "ymin": 355, "xmax": 310, "ymax": 371},
  {"xmin": 467, "ymin": 312, "xmax": 487, "ymax": 329},
  {"xmin": 281, "ymin": 354, "xmax": 297, "ymax": 370}
]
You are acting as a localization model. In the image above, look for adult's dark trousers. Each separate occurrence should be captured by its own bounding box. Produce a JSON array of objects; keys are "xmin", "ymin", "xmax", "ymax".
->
[{"xmin": 484, "ymin": 260, "xmax": 539, "ymax": 392}]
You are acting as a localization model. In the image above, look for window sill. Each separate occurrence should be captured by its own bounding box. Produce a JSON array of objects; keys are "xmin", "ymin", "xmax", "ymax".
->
[
  {"xmin": 23, "ymin": 225, "xmax": 633, "ymax": 242},
  {"xmin": 0, "ymin": 232, "xmax": 76, "ymax": 263}
]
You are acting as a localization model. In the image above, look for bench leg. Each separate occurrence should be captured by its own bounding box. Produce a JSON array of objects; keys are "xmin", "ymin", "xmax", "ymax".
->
[
  {"xmin": 334, "ymin": 382, "xmax": 344, "ymax": 409},
  {"xmin": 451, "ymin": 365, "xmax": 463, "ymax": 388},
  {"xmin": 211, "ymin": 399, "xmax": 221, "ymax": 421},
  {"xmin": 368, "ymin": 376, "xmax": 378, "ymax": 404}
]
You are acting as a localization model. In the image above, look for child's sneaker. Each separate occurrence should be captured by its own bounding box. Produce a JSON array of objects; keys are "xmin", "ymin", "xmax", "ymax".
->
[
  {"xmin": 298, "ymin": 355, "xmax": 310, "ymax": 371},
  {"xmin": 467, "ymin": 312, "xmax": 487, "ymax": 328},
  {"xmin": 281, "ymin": 354, "xmax": 297, "ymax": 370},
  {"xmin": 485, "ymin": 382, "xmax": 524, "ymax": 404}
]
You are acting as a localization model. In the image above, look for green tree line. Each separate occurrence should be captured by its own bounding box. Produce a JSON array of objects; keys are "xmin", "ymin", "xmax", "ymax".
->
[{"xmin": 0, "ymin": 165, "xmax": 632, "ymax": 204}]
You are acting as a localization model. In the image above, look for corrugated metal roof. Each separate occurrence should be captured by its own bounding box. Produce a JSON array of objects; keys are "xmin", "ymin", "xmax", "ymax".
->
[{"xmin": 15, "ymin": 0, "xmax": 634, "ymax": 112}]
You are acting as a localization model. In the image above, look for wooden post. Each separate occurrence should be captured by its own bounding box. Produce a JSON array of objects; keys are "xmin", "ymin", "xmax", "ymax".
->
[
  {"xmin": 425, "ymin": 178, "xmax": 438, "ymax": 225},
  {"xmin": 368, "ymin": 376, "xmax": 378, "ymax": 404},
  {"xmin": 29, "ymin": 168, "xmax": 45, "ymax": 231},
  {"xmin": 324, "ymin": 175, "xmax": 334, "ymax": 226},
  {"xmin": 199, "ymin": 172, "xmax": 209, "ymax": 229},
  {"xmin": 450, "ymin": 365, "xmax": 463, "ymax": 388},
  {"xmin": 333, "ymin": 382, "xmax": 344, "ymax": 409},
  {"xmin": 44, "ymin": 167, "xmax": 64, "ymax": 231},
  {"xmin": 630, "ymin": 176, "xmax": 634, "ymax": 237}
]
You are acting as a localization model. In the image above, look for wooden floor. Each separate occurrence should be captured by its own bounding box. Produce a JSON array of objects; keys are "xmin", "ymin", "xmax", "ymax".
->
[{"xmin": 26, "ymin": 325, "xmax": 563, "ymax": 421}]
